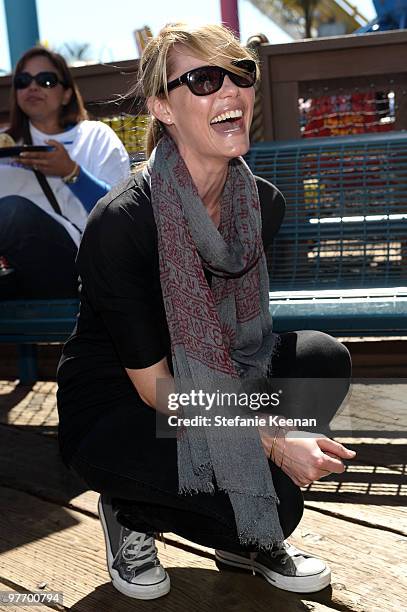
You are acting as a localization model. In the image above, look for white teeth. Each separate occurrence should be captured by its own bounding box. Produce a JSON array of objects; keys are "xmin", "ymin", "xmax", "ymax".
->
[{"xmin": 210, "ymin": 109, "xmax": 243, "ymax": 125}]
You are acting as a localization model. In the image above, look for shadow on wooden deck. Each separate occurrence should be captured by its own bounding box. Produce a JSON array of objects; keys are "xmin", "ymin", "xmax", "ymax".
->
[{"xmin": 0, "ymin": 380, "xmax": 406, "ymax": 611}]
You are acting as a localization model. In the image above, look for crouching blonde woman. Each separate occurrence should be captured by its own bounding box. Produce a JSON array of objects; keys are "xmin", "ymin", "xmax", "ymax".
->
[{"xmin": 57, "ymin": 23, "xmax": 355, "ymax": 601}]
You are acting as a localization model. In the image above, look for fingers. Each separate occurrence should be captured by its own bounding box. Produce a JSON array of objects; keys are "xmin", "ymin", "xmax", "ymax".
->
[
  {"xmin": 19, "ymin": 141, "xmax": 60, "ymax": 163},
  {"xmin": 18, "ymin": 153, "xmax": 52, "ymax": 174},
  {"xmin": 19, "ymin": 151, "xmax": 54, "ymax": 161},
  {"xmin": 18, "ymin": 145, "xmax": 65, "ymax": 175},
  {"xmin": 315, "ymin": 451, "xmax": 345, "ymax": 474},
  {"xmin": 18, "ymin": 157, "xmax": 49, "ymax": 173},
  {"xmin": 18, "ymin": 156, "xmax": 47, "ymax": 165},
  {"xmin": 318, "ymin": 437, "xmax": 356, "ymax": 460},
  {"xmin": 279, "ymin": 433, "xmax": 355, "ymax": 488},
  {"xmin": 288, "ymin": 448, "xmax": 344, "ymax": 478}
]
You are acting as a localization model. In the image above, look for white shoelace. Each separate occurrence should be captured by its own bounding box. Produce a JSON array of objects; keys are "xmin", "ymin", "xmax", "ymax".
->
[{"xmin": 114, "ymin": 531, "xmax": 158, "ymax": 571}]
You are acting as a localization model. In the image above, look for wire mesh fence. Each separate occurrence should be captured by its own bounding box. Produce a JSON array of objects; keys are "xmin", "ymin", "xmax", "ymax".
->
[{"xmin": 246, "ymin": 132, "xmax": 407, "ymax": 290}]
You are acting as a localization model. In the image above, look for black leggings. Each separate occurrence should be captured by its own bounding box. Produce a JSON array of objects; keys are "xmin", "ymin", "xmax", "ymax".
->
[{"xmin": 70, "ymin": 330, "xmax": 351, "ymax": 553}]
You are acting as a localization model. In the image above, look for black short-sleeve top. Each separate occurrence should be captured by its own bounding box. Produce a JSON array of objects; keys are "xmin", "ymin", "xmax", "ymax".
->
[{"xmin": 57, "ymin": 170, "xmax": 285, "ymax": 462}]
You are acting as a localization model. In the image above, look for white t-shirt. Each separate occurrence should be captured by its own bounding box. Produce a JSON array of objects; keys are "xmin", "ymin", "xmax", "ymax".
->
[{"xmin": 0, "ymin": 120, "xmax": 130, "ymax": 246}]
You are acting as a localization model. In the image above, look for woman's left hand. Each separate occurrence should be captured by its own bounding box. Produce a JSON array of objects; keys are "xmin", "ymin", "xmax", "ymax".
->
[
  {"xmin": 258, "ymin": 420, "xmax": 356, "ymax": 487},
  {"xmin": 18, "ymin": 139, "xmax": 76, "ymax": 178}
]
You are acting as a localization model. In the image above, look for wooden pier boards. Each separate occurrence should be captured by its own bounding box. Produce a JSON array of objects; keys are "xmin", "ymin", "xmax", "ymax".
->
[{"xmin": 0, "ymin": 379, "xmax": 406, "ymax": 611}]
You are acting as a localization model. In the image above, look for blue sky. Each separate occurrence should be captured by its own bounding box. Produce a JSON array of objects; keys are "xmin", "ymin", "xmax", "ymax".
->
[{"xmin": 0, "ymin": 0, "xmax": 375, "ymax": 74}]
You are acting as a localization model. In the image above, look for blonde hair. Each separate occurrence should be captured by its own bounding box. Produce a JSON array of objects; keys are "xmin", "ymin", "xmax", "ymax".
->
[{"xmin": 132, "ymin": 23, "xmax": 258, "ymax": 158}]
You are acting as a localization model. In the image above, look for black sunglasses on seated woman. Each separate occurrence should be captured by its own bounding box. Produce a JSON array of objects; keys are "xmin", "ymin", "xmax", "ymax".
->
[
  {"xmin": 13, "ymin": 71, "xmax": 66, "ymax": 90},
  {"xmin": 166, "ymin": 59, "xmax": 256, "ymax": 96}
]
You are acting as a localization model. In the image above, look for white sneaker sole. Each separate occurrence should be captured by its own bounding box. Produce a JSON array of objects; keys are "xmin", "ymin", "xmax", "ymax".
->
[
  {"xmin": 215, "ymin": 550, "xmax": 331, "ymax": 594},
  {"xmin": 98, "ymin": 498, "xmax": 171, "ymax": 600}
]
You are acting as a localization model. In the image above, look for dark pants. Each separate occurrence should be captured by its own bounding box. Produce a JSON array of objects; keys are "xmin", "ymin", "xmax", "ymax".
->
[
  {"xmin": 70, "ymin": 330, "xmax": 351, "ymax": 553},
  {"xmin": 0, "ymin": 196, "xmax": 78, "ymax": 298}
]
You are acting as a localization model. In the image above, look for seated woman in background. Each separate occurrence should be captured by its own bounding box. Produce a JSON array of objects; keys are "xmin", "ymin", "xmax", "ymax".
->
[{"xmin": 0, "ymin": 47, "xmax": 130, "ymax": 298}]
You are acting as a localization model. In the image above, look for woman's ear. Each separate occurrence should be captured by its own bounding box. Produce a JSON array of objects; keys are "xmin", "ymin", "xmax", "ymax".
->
[{"xmin": 147, "ymin": 96, "xmax": 173, "ymax": 126}]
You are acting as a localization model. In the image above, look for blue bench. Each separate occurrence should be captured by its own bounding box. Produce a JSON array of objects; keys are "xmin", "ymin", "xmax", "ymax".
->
[
  {"xmin": 2, "ymin": 132, "xmax": 407, "ymax": 383},
  {"xmin": 0, "ymin": 299, "xmax": 79, "ymax": 384}
]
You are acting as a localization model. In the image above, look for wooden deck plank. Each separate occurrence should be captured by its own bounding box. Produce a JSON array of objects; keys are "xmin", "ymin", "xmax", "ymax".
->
[
  {"xmin": 1, "ymin": 487, "xmax": 406, "ymax": 612},
  {"xmin": 0, "ymin": 486, "xmax": 337, "ymax": 612},
  {"xmin": 0, "ymin": 424, "xmax": 96, "ymax": 515},
  {"xmin": 331, "ymin": 381, "xmax": 407, "ymax": 440},
  {"xmin": 334, "ymin": 438, "xmax": 406, "ymax": 473},
  {"xmin": 1, "ymin": 423, "xmax": 405, "ymax": 538},
  {"xmin": 303, "ymin": 444, "xmax": 407, "ymax": 534},
  {"xmin": 1, "ymin": 379, "xmax": 407, "ymax": 611},
  {"xmin": 0, "ymin": 430, "xmax": 405, "ymax": 539},
  {"xmin": 0, "ymin": 381, "xmax": 58, "ymax": 435}
]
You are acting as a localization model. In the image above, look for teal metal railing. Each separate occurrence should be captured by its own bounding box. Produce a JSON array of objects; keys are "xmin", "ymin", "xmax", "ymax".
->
[{"xmin": 246, "ymin": 132, "xmax": 407, "ymax": 290}]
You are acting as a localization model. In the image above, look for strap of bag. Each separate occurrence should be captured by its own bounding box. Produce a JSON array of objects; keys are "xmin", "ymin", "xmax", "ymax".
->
[
  {"xmin": 23, "ymin": 123, "xmax": 62, "ymax": 216},
  {"xmin": 33, "ymin": 168, "xmax": 63, "ymax": 216}
]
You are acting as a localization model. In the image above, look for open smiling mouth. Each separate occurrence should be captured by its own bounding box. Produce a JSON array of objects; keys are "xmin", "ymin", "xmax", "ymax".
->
[{"xmin": 210, "ymin": 109, "xmax": 244, "ymax": 133}]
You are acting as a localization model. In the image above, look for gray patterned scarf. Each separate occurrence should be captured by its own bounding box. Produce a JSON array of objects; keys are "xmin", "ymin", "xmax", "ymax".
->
[{"xmin": 148, "ymin": 134, "xmax": 283, "ymax": 548}]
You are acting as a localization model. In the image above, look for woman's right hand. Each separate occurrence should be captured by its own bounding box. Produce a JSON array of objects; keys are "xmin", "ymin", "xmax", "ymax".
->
[
  {"xmin": 18, "ymin": 140, "xmax": 76, "ymax": 178},
  {"xmin": 260, "ymin": 427, "xmax": 356, "ymax": 487}
]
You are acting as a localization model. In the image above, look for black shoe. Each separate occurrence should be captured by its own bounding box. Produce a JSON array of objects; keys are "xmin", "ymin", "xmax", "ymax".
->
[
  {"xmin": 98, "ymin": 495, "xmax": 170, "ymax": 600},
  {"xmin": 215, "ymin": 541, "xmax": 331, "ymax": 593}
]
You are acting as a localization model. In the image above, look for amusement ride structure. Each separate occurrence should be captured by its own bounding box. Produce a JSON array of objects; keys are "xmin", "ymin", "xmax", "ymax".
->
[{"xmin": 2, "ymin": 0, "xmax": 407, "ymax": 68}]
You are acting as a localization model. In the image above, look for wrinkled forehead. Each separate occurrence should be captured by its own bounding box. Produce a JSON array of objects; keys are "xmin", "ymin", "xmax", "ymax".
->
[{"xmin": 167, "ymin": 42, "xmax": 252, "ymax": 80}]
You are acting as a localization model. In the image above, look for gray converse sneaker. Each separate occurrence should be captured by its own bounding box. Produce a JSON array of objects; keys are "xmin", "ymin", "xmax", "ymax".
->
[
  {"xmin": 98, "ymin": 495, "xmax": 170, "ymax": 600},
  {"xmin": 215, "ymin": 541, "xmax": 331, "ymax": 593}
]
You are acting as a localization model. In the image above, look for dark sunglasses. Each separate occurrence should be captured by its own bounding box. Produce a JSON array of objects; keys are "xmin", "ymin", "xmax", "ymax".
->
[
  {"xmin": 13, "ymin": 71, "xmax": 66, "ymax": 90},
  {"xmin": 166, "ymin": 59, "xmax": 256, "ymax": 96}
]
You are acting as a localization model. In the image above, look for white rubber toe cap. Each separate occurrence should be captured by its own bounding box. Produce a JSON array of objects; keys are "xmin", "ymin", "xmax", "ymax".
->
[
  {"xmin": 295, "ymin": 556, "xmax": 327, "ymax": 577},
  {"xmin": 131, "ymin": 565, "xmax": 168, "ymax": 586}
]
